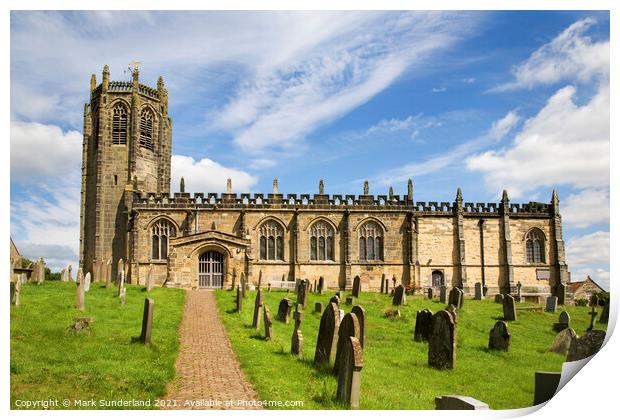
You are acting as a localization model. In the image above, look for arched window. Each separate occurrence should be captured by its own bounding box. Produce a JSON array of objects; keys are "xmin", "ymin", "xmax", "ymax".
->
[
  {"xmin": 359, "ymin": 220, "xmax": 383, "ymax": 261},
  {"xmin": 112, "ymin": 104, "xmax": 128, "ymax": 145},
  {"xmin": 310, "ymin": 220, "xmax": 334, "ymax": 261},
  {"xmin": 139, "ymin": 108, "xmax": 154, "ymax": 150},
  {"xmin": 151, "ymin": 219, "xmax": 176, "ymax": 260},
  {"xmin": 525, "ymin": 229, "xmax": 545, "ymax": 263},
  {"xmin": 259, "ymin": 220, "xmax": 284, "ymax": 261}
]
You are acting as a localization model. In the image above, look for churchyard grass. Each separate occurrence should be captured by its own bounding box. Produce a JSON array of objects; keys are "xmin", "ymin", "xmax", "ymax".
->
[
  {"xmin": 215, "ymin": 289, "xmax": 603, "ymax": 410},
  {"xmin": 10, "ymin": 281, "xmax": 185, "ymax": 409}
]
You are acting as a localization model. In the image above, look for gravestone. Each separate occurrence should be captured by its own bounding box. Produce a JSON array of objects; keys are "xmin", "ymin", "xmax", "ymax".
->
[
  {"xmin": 545, "ymin": 296, "xmax": 558, "ymax": 313},
  {"xmin": 263, "ymin": 304, "xmax": 273, "ymax": 340},
  {"xmin": 599, "ymin": 299, "xmax": 610, "ymax": 324},
  {"xmin": 34, "ymin": 258, "xmax": 45, "ymax": 285},
  {"xmin": 147, "ymin": 263, "xmax": 154, "ymax": 291},
  {"xmin": 117, "ymin": 270, "xmax": 125, "ymax": 297},
  {"xmin": 61, "ymin": 266, "xmax": 69, "ymax": 282},
  {"xmin": 276, "ymin": 298, "xmax": 293, "ymax": 324},
  {"xmin": 488, "ymin": 321, "xmax": 511, "ymax": 351},
  {"xmin": 550, "ymin": 328, "xmax": 577, "ymax": 355},
  {"xmin": 428, "ymin": 310, "xmax": 456, "ymax": 369},
  {"xmin": 351, "ymin": 305, "xmax": 366, "ymax": 348},
  {"xmin": 445, "ymin": 304, "xmax": 458, "ymax": 325},
  {"xmin": 318, "ymin": 276, "xmax": 325, "ymax": 294},
  {"xmin": 474, "ymin": 282, "xmax": 483, "ymax": 300},
  {"xmin": 352, "ymin": 275, "xmax": 361, "ymax": 298},
  {"xmin": 84, "ymin": 272, "xmax": 91, "ymax": 292},
  {"xmin": 439, "ymin": 285, "xmax": 447, "ymax": 304},
  {"xmin": 556, "ymin": 282, "xmax": 566, "ymax": 305},
  {"xmin": 435, "ymin": 396, "xmax": 489, "ymax": 410},
  {"xmin": 76, "ymin": 274, "xmax": 85, "ymax": 311},
  {"xmin": 502, "ymin": 294, "xmax": 517, "ymax": 321},
  {"xmin": 448, "ymin": 287, "xmax": 463, "ymax": 308},
  {"xmin": 414, "ymin": 309, "xmax": 433, "ymax": 342},
  {"xmin": 494, "ymin": 294, "xmax": 504, "ymax": 304},
  {"xmin": 252, "ymin": 289, "xmax": 263, "ymax": 330},
  {"xmin": 76, "ymin": 268, "xmax": 84, "ymax": 286},
  {"xmin": 333, "ymin": 312, "xmax": 361, "ymax": 375},
  {"xmin": 231, "ymin": 268, "xmax": 237, "ymax": 290},
  {"xmin": 313, "ymin": 279, "xmax": 317, "ymax": 293},
  {"xmin": 297, "ymin": 279, "xmax": 309, "ymax": 307},
  {"xmin": 330, "ymin": 295, "xmax": 340, "ymax": 306},
  {"xmin": 339, "ymin": 309, "xmax": 345, "ymax": 322},
  {"xmin": 11, "ymin": 281, "xmax": 20, "ymax": 306},
  {"xmin": 534, "ymin": 372, "xmax": 561, "ymax": 405},
  {"xmin": 240, "ymin": 272, "xmax": 246, "ymax": 298},
  {"xmin": 427, "ymin": 288, "xmax": 433, "ymax": 300},
  {"xmin": 345, "ymin": 296, "xmax": 353, "ymax": 306},
  {"xmin": 587, "ymin": 300, "xmax": 599, "ymax": 331},
  {"xmin": 119, "ymin": 286, "xmax": 126, "ymax": 305},
  {"xmin": 314, "ymin": 302, "xmax": 323, "ymax": 313},
  {"xmin": 516, "ymin": 282, "xmax": 522, "ymax": 303},
  {"xmin": 105, "ymin": 260, "xmax": 112, "ymax": 288},
  {"xmin": 236, "ymin": 286, "xmax": 243, "ymax": 312},
  {"xmin": 392, "ymin": 285, "xmax": 406, "ymax": 306},
  {"xmin": 139, "ymin": 298, "xmax": 155, "ymax": 344},
  {"xmin": 553, "ymin": 311, "xmax": 571, "ymax": 332},
  {"xmin": 336, "ymin": 336, "xmax": 363, "ymax": 409},
  {"xmin": 384, "ymin": 309, "xmax": 401, "ymax": 319},
  {"xmin": 380, "ymin": 274, "xmax": 385, "ymax": 294},
  {"xmin": 67, "ymin": 264, "xmax": 73, "ymax": 282},
  {"xmin": 116, "ymin": 258, "xmax": 124, "ymax": 284},
  {"xmin": 566, "ymin": 330, "xmax": 605, "ymax": 362},
  {"xmin": 336, "ymin": 290, "xmax": 343, "ymax": 300},
  {"xmin": 314, "ymin": 302, "xmax": 340, "ymax": 366},
  {"xmin": 291, "ymin": 310, "xmax": 304, "ymax": 358}
]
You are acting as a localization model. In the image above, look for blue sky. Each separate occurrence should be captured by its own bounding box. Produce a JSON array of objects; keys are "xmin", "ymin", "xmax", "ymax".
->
[{"xmin": 9, "ymin": 11, "xmax": 610, "ymax": 289}]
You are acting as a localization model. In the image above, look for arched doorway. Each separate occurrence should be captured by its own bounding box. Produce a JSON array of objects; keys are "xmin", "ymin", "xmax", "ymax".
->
[
  {"xmin": 431, "ymin": 270, "xmax": 444, "ymax": 288},
  {"xmin": 198, "ymin": 250, "xmax": 225, "ymax": 288}
]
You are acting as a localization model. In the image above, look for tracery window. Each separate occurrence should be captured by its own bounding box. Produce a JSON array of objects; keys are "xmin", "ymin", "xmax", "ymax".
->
[
  {"xmin": 151, "ymin": 219, "xmax": 176, "ymax": 260},
  {"xmin": 259, "ymin": 220, "xmax": 284, "ymax": 261},
  {"xmin": 310, "ymin": 220, "xmax": 334, "ymax": 261},
  {"xmin": 139, "ymin": 108, "xmax": 154, "ymax": 150},
  {"xmin": 525, "ymin": 229, "xmax": 545, "ymax": 263},
  {"xmin": 359, "ymin": 220, "xmax": 383, "ymax": 261},
  {"xmin": 112, "ymin": 104, "xmax": 128, "ymax": 145}
]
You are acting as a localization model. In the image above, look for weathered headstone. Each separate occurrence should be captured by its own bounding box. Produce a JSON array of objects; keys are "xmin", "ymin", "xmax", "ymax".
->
[
  {"xmin": 76, "ymin": 282, "xmax": 85, "ymax": 311},
  {"xmin": 297, "ymin": 279, "xmax": 309, "ymax": 307},
  {"xmin": 502, "ymin": 294, "xmax": 517, "ymax": 321},
  {"xmin": 587, "ymin": 299, "xmax": 599, "ymax": 331},
  {"xmin": 318, "ymin": 276, "xmax": 325, "ymax": 294},
  {"xmin": 566, "ymin": 330, "xmax": 605, "ymax": 362},
  {"xmin": 345, "ymin": 296, "xmax": 354, "ymax": 306},
  {"xmin": 556, "ymin": 282, "xmax": 566, "ymax": 306},
  {"xmin": 236, "ymin": 286, "xmax": 242, "ymax": 312},
  {"xmin": 139, "ymin": 298, "xmax": 154, "ymax": 344},
  {"xmin": 494, "ymin": 294, "xmax": 504, "ymax": 304},
  {"xmin": 414, "ymin": 309, "xmax": 433, "ymax": 342},
  {"xmin": 534, "ymin": 371, "xmax": 561, "ymax": 405},
  {"xmin": 488, "ymin": 321, "xmax": 511, "ymax": 351},
  {"xmin": 335, "ymin": 336, "xmax": 363, "ymax": 409},
  {"xmin": 339, "ymin": 309, "xmax": 345, "ymax": 322},
  {"xmin": 117, "ymin": 270, "xmax": 125, "ymax": 297},
  {"xmin": 439, "ymin": 285, "xmax": 447, "ymax": 304},
  {"xmin": 60, "ymin": 267, "xmax": 69, "ymax": 282},
  {"xmin": 291, "ymin": 310, "xmax": 304, "ymax": 358},
  {"xmin": 67, "ymin": 264, "xmax": 73, "ymax": 282},
  {"xmin": 428, "ymin": 310, "xmax": 456, "ymax": 369},
  {"xmin": 448, "ymin": 287, "xmax": 463, "ymax": 308},
  {"xmin": 599, "ymin": 299, "xmax": 610, "ymax": 324},
  {"xmin": 380, "ymin": 274, "xmax": 385, "ymax": 294},
  {"xmin": 435, "ymin": 396, "xmax": 489, "ymax": 410},
  {"xmin": 427, "ymin": 288, "xmax": 433, "ymax": 300},
  {"xmin": 11, "ymin": 281, "xmax": 20, "ymax": 306},
  {"xmin": 314, "ymin": 302, "xmax": 340, "ymax": 366},
  {"xmin": 351, "ymin": 305, "xmax": 366, "ymax": 349},
  {"xmin": 336, "ymin": 290, "xmax": 343, "ymax": 300},
  {"xmin": 116, "ymin": 258, "xmax": 124, "ymax": 284},
  {"xmin": 333, "ymin": 312, "xmax": 360, "ymax": 375},
  {"xmin": 553, "ymin": 310, "xmax": 571, "ymax": 332},
  {"xmin": 252, "ymin": 289, "xmax": 263, "ymax": 330},
  {"xmin": 119, "ymin": 286, "xmax": 126, "ymax": 305},
  {"xmin": 474, "ymin": 282, "xmax": 483, "ymax": 300},
  {"xmin": 384, "ymin": 308, "xmax": 401, "ymax": 319},
  {"xmin": 516, "ymin": 281, "xmax": 522, "ymax": 303},
  {"xmin": 76, "ymin": 268, "xmax": 84, "ymax": 285},
  {"xmin": 33, "ymin": 258, "xmax": 45, "ymax": 284},
  {"xmin": 330, "ymin": 295, "xmax": 340, "ymax": 306},
  {"xmin": 545, "ymin": 296, "xmax": 558, "ymax": 313},
  {"xmin": 276, "ymin": 298, "xmax": 293, "ymax": 324},
  {"xmin": 550, "ymin": 328, "xmax": 577, "ymax": 355},
  {"xmin": 263, "ymin": 304, "xmax": 273, "ymax": 340},
  {"xmin": 240, "ymin": 272, "xmax": 246, "ymax": 298},
  {"xmin": 314, "ymin": 302, "xmax": 323, "ymax": 313},
  {"xmin": 84, "ymin": 272, "xmax": 91, "ymax": 292},
  {"xmin": 146, "ymin": 263, "xmax": 154, "ymax": 291},
  {"xmin": 352, "ymin": 275, "xmax": 361, "ymax": 298},
  {"xmin": 105, "ymin": 260, "xmax": 112, "ymax": 288},
  {"xmin": 392, "ymin": 284, "xmax": 406, "ymax": 306},
  {"xmin": 231, "ymin": 268, "xmax": 237, "ymax": 290},
  {"xmin": 445, "ymin": 304, "xmax": 458, "ymax": 325}
]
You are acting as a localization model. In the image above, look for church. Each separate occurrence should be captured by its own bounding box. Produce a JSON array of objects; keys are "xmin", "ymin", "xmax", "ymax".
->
[{"xmin": 79, "ymin": 66, "xmax": 569, "ymax": 302}]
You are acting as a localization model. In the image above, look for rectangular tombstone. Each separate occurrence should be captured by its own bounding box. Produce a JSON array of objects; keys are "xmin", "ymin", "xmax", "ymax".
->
[
  {"xmin": 236, "ymin": 286, "xmax": 243, "ymax": 312},
  {"xmin": 335, "ymin": 336, "xmax": 363, "ymax": 409},
  {"xmin": 252, "ymin": 290, "xmax": 263, "ymax": 329},
  {"xmin": 435, "ymin": 395, "xmax": 489, "ymax": 410},
  {"xmin": 556, "ymin": 282, "xmax": 566, "ymax": 305},
  {"xmin": 119, "ymin": 286, "xmax": 126, "ymax": 305},
  {"xmin": 263, "ymin": 304, "xmax": 273, "ymax": 340},
  {"xmin": 11, "ymin": 282, "xmax": 20, "ymax": 306},
  {"xmin": 545, "ymin": 296, "xmax": 558, "ymax": 313},
  {"xmin": 439, "ymin": 286, "xmax": 447, "ymax": 304},
  {"xmin": 427, "ymin": 288, "xmax": 433, "ymax": 300},
  {"xmin": 392, "ymin": 285, "xmax": 405, "ymax": 306},
  {"xmin": 533, "ymin": 371, "xmax": 561, "ymax": 405},
  {"xmin": 314, "ymin": 302, "xmax": 323, "ymax": 313},
  {"xmin": 414, "ymin": 309, "xmax": 433, "ymax": 342},
  {"xmin": 474, "ymin": 282, "xmax": 483, "ymax": 300},
  {"xmin": 352, "ymin": 276, "xmax": 361, "ymax": 298},
  {"xmin": 494, "ymin": 294, "xmax": 504, "ymax": 304},
  {"xmin": 276, "ymin": 298, "xmax": 293, "ymax": 324},
  {"xmin": 318, "ymin": 276, "xmax": 324, "ymax": 294},
  {"xmin": 428, "ymin": 310, "xmax": 456, "ymax": 369},
  {"xmin": 76, "ymin": 282, "xmax": 85, "ymax": 311},
  {"xmin": 448, "ymin": 287, "xmax": 463, "ymax": 308},
  {"xmin": 140, "ymin": 298, "xmax": 155, "ymax": 344},
  {"xmin": 503, "ymin": 294, "xmax": 517, "ymax": 321},
  {"xmin": 380, "ymin": 274, "xmax": 385, "ymax": 294}
]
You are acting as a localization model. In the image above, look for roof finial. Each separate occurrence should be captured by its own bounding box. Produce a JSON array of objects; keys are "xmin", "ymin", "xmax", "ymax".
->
[
  {"xmin": 90, "ymin": 74, "xmax": 96, "ymax": 92},
  {"xmin": 319, "ymin": 179, "xmax": 324, "ymax": 195},
  {"xmin": 157, "ymin": 75, "xmax": 164, "ymax": 90},
  {"xmin": 407, "ymin": 178, "xmax": 413, "ymax": 199},
  {"xmin": 551, "ymin": 189, "xmax": 559, "ymax": 204},
  {"xmin": 226, "ymin": 178, "xmax": 232, "ymax": 193},
  {"xmin": 273, "ymin": 177, "xmax": 279, "ymax": 194},
  {"xmin": 389, "ymin": 186, "xmax": 394, "ymax": 199},
  {"xmin": 363, "ymin": 180, "xmax": 369, "ymax": 195},
  {"xmin": 180, "ymin": 177, "xmax": 185, "ymax": 193},
  {"xmin": 501, "ymin": 189, "xmax": 509, "ymax": 203},
  {"xmin": 456, "ymin": 187, "xmax": 463, "ymax": 202}
]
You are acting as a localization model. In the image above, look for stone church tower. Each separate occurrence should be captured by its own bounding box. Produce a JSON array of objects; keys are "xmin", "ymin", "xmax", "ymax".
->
[{"xmin": 79, "ymin": 65, "xmax": 172, "ymax": 277}]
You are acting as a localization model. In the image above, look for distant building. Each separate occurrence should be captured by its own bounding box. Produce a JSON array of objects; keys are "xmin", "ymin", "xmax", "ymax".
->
[{"xmin": 569, "ymin": 276, "xmax": 605, "ymax": 301}]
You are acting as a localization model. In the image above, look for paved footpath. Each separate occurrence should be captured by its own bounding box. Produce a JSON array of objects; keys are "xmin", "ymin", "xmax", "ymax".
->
[{"xmin": 164, "ymin": 289, "xmax": 261, "ymax": 410}]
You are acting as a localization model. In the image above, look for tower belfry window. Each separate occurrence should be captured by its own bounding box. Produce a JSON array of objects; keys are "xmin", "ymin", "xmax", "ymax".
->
[
  {"xmin": 112, "ymin": 104, "xmax": 128, "ymax": 145},
  {"xmin": 140, "ymin": 108, "xmax": 154, "ymax": 150}
]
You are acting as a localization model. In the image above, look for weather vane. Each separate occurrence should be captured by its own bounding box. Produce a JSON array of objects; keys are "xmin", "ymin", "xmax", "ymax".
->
[{"xmin": 124, "ymin": 60, "xmax": 142, "ymax": 78}]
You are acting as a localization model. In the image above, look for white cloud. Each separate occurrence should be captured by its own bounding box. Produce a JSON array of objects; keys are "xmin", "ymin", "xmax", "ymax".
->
[
  {"xmin": 431, "ymin": 86, "xmax": 447, "ymax": 93},
  {"xmin": 466, "ymin": 84, "xmax": 609, "ymax": 198},
  {"xmin": 10, "ymin": 121, "xmax": 82, "ymax": 184},
  {"xmin": 561, "ymin": 189, "xmax": 610, "ymax": 229},
  {"xmin": 249, "ymin": 158, "xmax": 277, "ymax": 170},
  {"xmin": 365, "ymin": 115, "xmax": 421, "ymax": 135},
  {"xmin": 494, "ymin": 17, "xmax": 609, "ymax": 91},
  {"xmin": 171, "ymin": 155, "xmax": 257, "ymax": 193},
  {"xmin": 463, "ymin": 77, "xmax": 476, "ymax": 84},
  {"xmin": 565, "ymin": 231, "xmax": 609, "ymax": 266},
  {"xmin": 488, "ymin": 110, "xmax": 519, "ymax": 141}
]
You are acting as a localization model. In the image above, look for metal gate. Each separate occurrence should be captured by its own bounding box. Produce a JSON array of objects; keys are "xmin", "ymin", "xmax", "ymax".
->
[{"xmin": 198, "ymin": 251, "xmax": 224, "ymax": 288}]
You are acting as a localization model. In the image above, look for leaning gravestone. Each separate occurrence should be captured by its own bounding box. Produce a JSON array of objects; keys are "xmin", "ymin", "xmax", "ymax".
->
[
  {"xmin": 439, "ymin": 285, "xmax": 447, "ymax": 304},
  {"xmin": 84, "ymin": 272, "xmax": 92, "ymax": 292},
  {"xmin": 11, "ymin": 281, "xmax": 20, "ymax": 306},
  {"xmin": 139, "ymin": 298, "xmax": 155, "ymax": 344},
  {"xmin": 252, "ymin": 289, "xmax": 263, "ymax": 330},
  {"xmin": 314, "ymin": 302, "xmax": 340, "ymax": 366},
  {"xmin": 380, "ymin": 274, "xmax": 385, "ymax": 294},
  {"xmin": 333, "ymin": 312, "xmax": 361, "ymax": 375},
  {"xmin": 474, "ymin": 282, "xmax": 483, "ymax": 300},
  {"xmin": 503, "ymin": 294, "xmax": 517, "ymax": 321},
  {"xmin": 494, "ymin": 294, "xmax": 504, "ymax": 304},
  {"xmin": 392, "ymin": 285, "xmax": 406, "ymax": 306},
  {"xmin": 556, "ymin": 282, "xmax": 566, "ymax": 305},
  {"xmin": 116, "ymin": 258, "xmax": 124, "ymax": 283},
  {"xmin": 297, "ymin": 279, "xmax": 309, "ymax": 307},
  {"xmin": 448, "ymin": 287, "xmax": 463, "ymax": 308},
  {"xmin": 291, "ymin": 310, "xmax": 304, "ymax": 358},
  {"xmin": 435, "ymin": 396, "xmax": 489, "ymax": 410},
  {"xmin": 427, "ymin": 288, "xmax": 433, "ymax": 300},
  {"xmin": 352, "ymin": 276, "xmax": 361, "ymax": 298},
  {"xmin": 428, "ymin": 310, "xmax": 456, "ymax": 369},
  {"xmin": 414, "ymin": 309, "xmax": 433, "ymax": 342},
  {"xmin": 314, "ymin": 302, "xmax": 323, "ymax": 313},
  {"xmin": 236, "ymin": 286, "xmax": 243, "ymax": 312},
  {"xmin": 117, "ymin": 270, "xmax": 125, "ymax": 297},
  {"xmin": 335, "ymin": 336, "xmax": 363, "ymax": 409},
  {"xmin": 240, "ymin": 272, "xmax": 246, "ymax": 298},
  {"xmin": 534, "ymin": 371, "xmax": 561, "ymax": 405},
  {"xmin": 318, "ymin": 276, "xmax": 325, "ymax": 294},
  {"xmin": 566, "ymin": 330, "xmax": 606, "ymax": 362},
  {"xmin": 545, "ymin": 296, "xmax": 558, "ymax": 313},
  {"xmin": 263, "ymin": 304, "xmax": 273, "ymax": 340},
  {"xmin": 488, "ymin": 321, "xmax": 511, "ymax": 351},
  {"xmin": 553, "ymin": 311, "xmax": 571, "ymax": 332},
  {"xmin": 276, "ymin": 298, "xmax": 293, "ymax": 324},
  {"xmin": 550, "ymin": 328, "xmax": 577, "ymax": 355},
  {"xmin": 351, "ymin": 305, "xmax": 366, "ymax": 348}
]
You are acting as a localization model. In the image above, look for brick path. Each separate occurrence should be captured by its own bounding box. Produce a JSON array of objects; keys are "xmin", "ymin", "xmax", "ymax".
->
[{"xmin": 164, "ymin": 290, "xmax": 261, "ymax": 410}]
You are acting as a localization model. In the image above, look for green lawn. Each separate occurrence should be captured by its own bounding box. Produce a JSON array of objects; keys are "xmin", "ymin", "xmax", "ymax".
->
[
  {"xmin": 10, "ymin": 281, "xmax": 185, "ymax": 409},
  {"xmin": 214, "ymin": 289, "xmax": 603, "ymax": 410}
]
